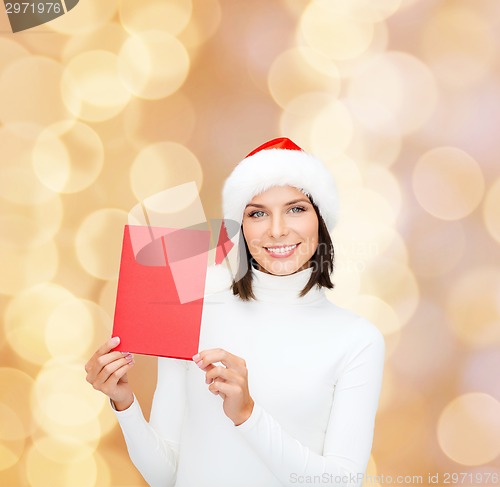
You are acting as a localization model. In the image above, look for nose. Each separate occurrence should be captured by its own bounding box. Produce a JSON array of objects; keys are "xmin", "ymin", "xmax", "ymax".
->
[{"xmin": 267, "ymin": 213, "xmax": 288, "ymax": 239}]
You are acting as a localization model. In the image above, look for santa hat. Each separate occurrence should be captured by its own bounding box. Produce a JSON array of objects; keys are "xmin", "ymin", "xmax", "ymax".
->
[{"xmin": 222, "ymin": 137, "xmax": 339, "ymax": 233}]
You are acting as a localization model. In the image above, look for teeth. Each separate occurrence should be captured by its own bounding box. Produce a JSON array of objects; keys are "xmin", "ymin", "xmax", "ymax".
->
[{"xmin": 266, "ymin": 244, "xmax": 297, "ymax": 254}]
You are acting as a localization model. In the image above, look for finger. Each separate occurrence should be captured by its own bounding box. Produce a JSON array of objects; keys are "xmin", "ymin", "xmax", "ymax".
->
[
  {"xmin": 194, "ymin": 361, "xmax": 215, "ymax": 372},
  {"xmin": 103, "ymin": 360, "xmax": 133, "ymax": 386},
  {"xmin": 92, "ymin": 355, "xmax": 134, "ymax": 389},
  {"xmin": 100, "ymin": 361, "xmax": 134, "ymax": 396},
  {"xmin": 93, "ymin": 356, "xmax": 133, "ymax": 391},
  {"xmin": 208, "ymin": 380, "xmax": 235, "ymax": 397},
  {"xmin": 205, "ymin": 365, "xmax": 232, "ymax": 384},
  {"xmin": 94, "ymin": 337, "xmax": 121, "ymax": 360},
  {"xmin": 195, "ymin": 348, "xmax": 242, "ymax": 369},
  {"xmin": 86, "ymin": 351, "xmax": 133, "ymax": 383}
]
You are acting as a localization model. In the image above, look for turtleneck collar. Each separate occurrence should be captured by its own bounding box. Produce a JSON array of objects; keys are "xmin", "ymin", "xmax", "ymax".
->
[{"xmin": 250, "ymin": 265, "xmax": 327, "ymax": 305}]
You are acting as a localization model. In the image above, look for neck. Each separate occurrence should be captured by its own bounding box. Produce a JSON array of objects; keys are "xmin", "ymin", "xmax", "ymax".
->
[{"xmin": 250, "ymin": 265, "xmax": 327, "ymax": 305}]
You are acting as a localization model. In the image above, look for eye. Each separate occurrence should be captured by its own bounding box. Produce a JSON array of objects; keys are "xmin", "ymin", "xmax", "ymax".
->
[
  {"xmin": 248, "ymin": 210, "xmax": 266, "ymax": 218},
  {"xmin": 289, "ymin": 206, "xmax": 305, "ymax": 213}
]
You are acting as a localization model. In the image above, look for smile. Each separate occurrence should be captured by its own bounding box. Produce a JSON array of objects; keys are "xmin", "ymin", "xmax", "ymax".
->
[{"xmin": 264, "ymin": 243, "xmax": 299, "ymax": 257}]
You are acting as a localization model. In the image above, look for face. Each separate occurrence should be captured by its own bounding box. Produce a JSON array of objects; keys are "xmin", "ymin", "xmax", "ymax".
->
[{"xmin": 242, "ymin": 185, "xmax": 319, "ymax": 276}]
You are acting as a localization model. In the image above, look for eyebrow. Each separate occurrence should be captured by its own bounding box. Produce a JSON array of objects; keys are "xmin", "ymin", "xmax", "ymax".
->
[{"xmin": 245, "ymin": 198, "xmax": 311, "ymax": 209}]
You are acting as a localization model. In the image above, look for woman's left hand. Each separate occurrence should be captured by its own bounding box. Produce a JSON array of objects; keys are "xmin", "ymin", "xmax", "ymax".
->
[{"xmin": 192, "ymin": 349, "xmax": 254, "ymax": 426}]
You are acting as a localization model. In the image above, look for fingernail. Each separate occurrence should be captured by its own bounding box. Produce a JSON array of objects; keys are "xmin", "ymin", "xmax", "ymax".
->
[
  {"xmin": 121, "ymin": 351, "xmax": 129, "ymax": 355},
  {"xmin": 127, "ymin": 358, "xmax": 134, "ymax": 365},
  {"xmin": 125, "ymin": 353, "xmax": 133, "ymax": 360},
  {"xmin": 111, "ymin": 336, "xmax": 120, "ymax": 345},
  {"xmin": 192, "ymin": 353, "xmax": 200, "ymax": 362}
]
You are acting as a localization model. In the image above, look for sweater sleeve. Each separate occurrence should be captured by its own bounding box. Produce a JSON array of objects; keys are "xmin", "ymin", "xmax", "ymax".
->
[
  {"xmin": 234, "ymin": 322, "xmax": 385, "ymax": 487},
  {"xmin": 111, "ymin": 357, "xmax": 188, "ymax": 487}
]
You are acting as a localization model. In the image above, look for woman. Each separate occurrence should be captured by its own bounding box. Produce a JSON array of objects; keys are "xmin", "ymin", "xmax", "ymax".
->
[{"xmin": 85, "ymin": 138, "xmax": 385, "ymax": 487}]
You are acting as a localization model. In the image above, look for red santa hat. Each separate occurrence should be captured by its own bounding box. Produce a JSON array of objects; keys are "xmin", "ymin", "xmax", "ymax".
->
[{"xmin": 221, "ymin": 137, "xmax": 339, "ymax": 233}]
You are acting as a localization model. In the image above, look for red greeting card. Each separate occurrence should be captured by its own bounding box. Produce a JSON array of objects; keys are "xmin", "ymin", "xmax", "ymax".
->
[{"xmin": 111, "ymin": 225, "xmax": 211, "ymax": 360}]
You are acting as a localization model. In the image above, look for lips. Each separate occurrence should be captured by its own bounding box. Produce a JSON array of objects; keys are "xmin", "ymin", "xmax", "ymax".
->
[{"xmin": 264, "ymin": 243, "xmax": 299, "ymax": 257}]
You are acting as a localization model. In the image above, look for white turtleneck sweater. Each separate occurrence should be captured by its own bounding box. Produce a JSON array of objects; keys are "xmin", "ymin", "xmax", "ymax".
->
[{"xmin": 112, "ymin": 265, "xmax": 385, "ymax": 487}]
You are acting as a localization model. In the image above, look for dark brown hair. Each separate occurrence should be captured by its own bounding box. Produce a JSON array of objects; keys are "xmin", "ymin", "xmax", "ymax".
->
[{"xmin": 231, "ymin": 196, "xmax": 335, "ymax": 301}]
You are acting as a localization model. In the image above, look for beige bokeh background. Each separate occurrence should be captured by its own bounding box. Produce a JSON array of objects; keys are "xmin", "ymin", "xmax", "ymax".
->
[{"xmin": 1, "ymin": 0, "xmax": 500, "ymax": 486}]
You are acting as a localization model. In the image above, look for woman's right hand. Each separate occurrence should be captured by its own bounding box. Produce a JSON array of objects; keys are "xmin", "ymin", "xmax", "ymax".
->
[{"xmin": 85, "ymin": 336, "xmax": 135, "ymax": 411}]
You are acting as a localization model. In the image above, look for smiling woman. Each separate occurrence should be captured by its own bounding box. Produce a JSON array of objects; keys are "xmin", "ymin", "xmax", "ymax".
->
[
  {"xmin": 238, "ymin": 185, "xmax": 335, "ymax": 300},
  {"xmin": 85, "ymin": 137, "xmax": 385, "ymax": 487},
  {"xmin": 224, "ymin": 138, "xmax": 337, "ymax": 301},
  {"xmin": 243, "ymin": 186, "xmax": 320, "ymax": 275}
]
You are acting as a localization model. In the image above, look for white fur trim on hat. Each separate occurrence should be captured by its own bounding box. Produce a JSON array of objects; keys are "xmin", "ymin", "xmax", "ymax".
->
[{"xmin": 222, "ymin": 147, "xmax": 339, "ymax": 233}]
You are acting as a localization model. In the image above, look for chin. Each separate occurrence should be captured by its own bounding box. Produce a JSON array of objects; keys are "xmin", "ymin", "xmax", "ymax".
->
[{"xmin": 258, "ymin": 259, "xmax": 305, "ymax": 276}]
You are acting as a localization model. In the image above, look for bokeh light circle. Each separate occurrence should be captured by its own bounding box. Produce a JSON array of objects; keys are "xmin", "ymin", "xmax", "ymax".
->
[
  {"xmin": 130, "ymin": 142, "xmax": 203, "ymax": 202},
  {"xmin": 0, "ymin": 194, "xmax": 63, "ymax": 248},
  {"xmin": 26, "ymin": 443, "xmax": 98, "ymax": 487},
  {"xmin": 0, "ymin": 368, "xmax": 35, "ymax": 440},
  {"xmin": 178, "ymin": 0, "xmax": 222, "ymax": 50},
  {"xmin": 32, "ymin": 121, "xmax": 104, "ymax": 193},
  {"xmin": 344, "ymin": 0, "xmax": 402, "ymax": 22},
  {"xmin": 325, "ymin": 261, "xmax": 361, "ymax": 308},
  {"xmin": 0, "ymin": 240, "xmax": 59, "ymax": 296},
  {"xmin": 0, "ymin": 37, "xmax": 30, "ymax": 71},
  {"xmin": 332, "ymin": 20, "xmax": 389, "ymax": 80},
  {"xmin": 0, "ymin": 368, "xmax": 33, "ymax": 469},
  {"xmin": 405, "ymin": 215, "xmax": 466, "ymax": 278},
  {"xmin": 349, "ymin": 294, "xmax": 401, "ymax": 335},
  {"xmin": 75, "ymin": 209, "xmax": 128, "ymax": 280},
  {"xmin": 33, "ymin": 357, "xmax": 107, "ymax": 429},
  {"xmin": 362, "ymin": 164, "xmax": 402, "ymax": 216},
  {"xmin": 461, "ymin": 348, "xmax": 500, "ymax": 402},
  {"xmin": 390, "ymin": 300, "xmax": 456, "ymax": 389},
  {"xmin": 0, "ymin": 125, "xmax": 58, "ymax": 205},
  {"xmin": 267, "ymin": 47, "xmax": 341, "ymax": 109},
  {"xmin": 61, "ymin": 50, "xmax": 131, "ymax": 122},
  {"xmin": 119, "ymin": 0, "xmax": 192, "ymax": 36},
  {"xmin": 45, "ymin": 299, "xmax": 96, "ymax": 360},
  {"xmin": 362, "ymin": 257, "xmax": 420, "ymax": 327},
  {"xmin": 413, "ymin": 147, "xmax": 485, "ymax": 221},
  {"xmin": 122, "ymin": 93, "xmax": 196, "ymax": 149},
  {"xmin": 0, "ymin": 56, "xmax": 71, "ymax": 126},
  {"xmin": 348, "ymin": 128, "xmax": 402, "ymax": 168},
  {"xmin": 4, "ymin": 284, "xmax": 75, "ymax": 365},
  {"xmin": 118, "ymin": 30, "xmax": 190, "ymax": 100},
  {"xmin": 421, "ymin": 7, "xmax": 496, "ymax": 88},
  {"xmin": 483, "ymin": 178, "xmax": 500, "ymax": 244},
  {"xmin": 310, "ymin": 100, "xmax": 354, "ymax": 160},
  {"xmin": 46, "ymin": 0, "xmax": 119, "ymax": 35},
  {"xmin": 438, "ymin": 393, "xmax": 500, "ymax": 465},
  {"xmin": 32, "ymin": 408, "xmax": 103, "ymax": 446},
  {"xmin": 62, "ymin": 23, "xmax": 128, "ymax": 62},
  {"xmin": 98, "ymin": 279, "xmax": 118, "ymax": 319},
  {"xmin": 45, "ymin": 297, "xmax": 111, "ymax": 362},
  {"xmin": 280, "ymin": 92, "xmax": 341, "ymax": 150},
  {"xmin": 300, "ymin": 0, "xmax": 375, "ymax": 60},
  {"xmin": 325, "ymin": 155, "xmax": 363, "ymax": 191},
  {"xmin": 334, "ymin": 187, "xmax": 399, "ymax": 246},
  {"xmin": 347, "ymin": 51, "xmax": 438, "ymax": 135},
  {"xmin": 31, "ymin": 434, "xmax": 96, "ymax": 464},
  {"xmin": 0, "ymin": 407, "xmax": 24, "ymax": 470},
  {"xmin": 446, "ymin": 268, "xmax": 500, "ymax": 347}
]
